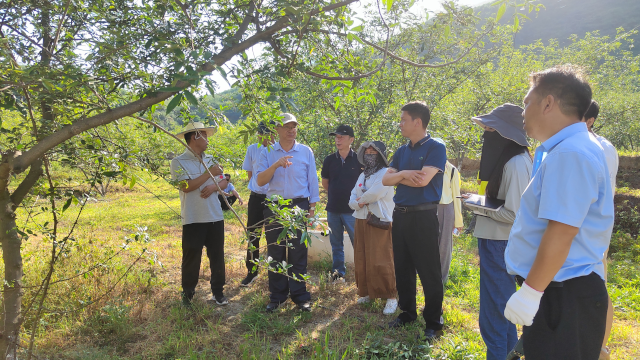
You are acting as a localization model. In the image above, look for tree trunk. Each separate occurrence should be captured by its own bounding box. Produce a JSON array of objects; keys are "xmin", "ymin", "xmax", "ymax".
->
[{"xmin": 0, "ymin": 182, "xmax": 23, "ymax": 359}]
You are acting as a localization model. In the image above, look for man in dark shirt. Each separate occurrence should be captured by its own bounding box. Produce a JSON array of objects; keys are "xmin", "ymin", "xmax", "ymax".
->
[
  {"xmin": 382, "ymin": 101, "xmax": 447, "ymax": 341},
  {"xmin": 321, "ymin": 125, "xmax": 362, "ymax": 282}
]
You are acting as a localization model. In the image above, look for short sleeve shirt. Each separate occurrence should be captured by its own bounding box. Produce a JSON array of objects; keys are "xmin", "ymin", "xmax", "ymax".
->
[
  {"xmin": 389, "ymin": 136, "xmax": 447, "ymax": 206},
  {"xmin": 321, "ymin": 150, "xmax": 363, "ymax": 213},
  {"xmin": 505, "ymin": 122, "xmax": 615, "ymax": 282},
  {"xmin": 225, "ymin": 182, "xmax": 235, "ymax": 194},
  {"xmin": 242, "ymin": 143, "xmax": 269, "ymax": 194},
  {"xmin": 595, "ymin": 134, "xmax": 618, "ymax": 193},
  {"xmin": 170, "ymin": 151, "xmax": 224, "ymax": 225}
]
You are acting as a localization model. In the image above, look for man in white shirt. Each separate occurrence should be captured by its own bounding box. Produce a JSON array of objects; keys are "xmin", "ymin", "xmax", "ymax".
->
[
  {"xmin": 170, "ymin": 122, "xmax": 229, "ymax": 307},
  {"xmin": 582, "ymin": 100, "xmax": 619, "ymax": 360}
]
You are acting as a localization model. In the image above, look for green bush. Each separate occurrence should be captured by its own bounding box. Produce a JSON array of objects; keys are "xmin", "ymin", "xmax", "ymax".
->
[{"xmin": 609, "ymin": 231, "xmax": 640, "ymax": 263}]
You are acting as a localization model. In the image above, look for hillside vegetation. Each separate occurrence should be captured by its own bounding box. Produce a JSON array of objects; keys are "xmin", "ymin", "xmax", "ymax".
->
[{"xmin": 477, "ymin": 0, "xmax": 640, "ymax": 53}]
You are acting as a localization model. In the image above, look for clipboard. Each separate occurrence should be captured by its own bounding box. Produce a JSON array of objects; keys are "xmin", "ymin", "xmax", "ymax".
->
[{"xmin": 463, "ymin": 194, "xmax": 505, "ymax": 212}]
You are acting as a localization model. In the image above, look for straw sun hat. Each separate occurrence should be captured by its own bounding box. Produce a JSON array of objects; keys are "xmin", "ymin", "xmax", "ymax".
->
[{"xmin": 175, "ymin": 122, "xmax": 217, "ymax": 139}]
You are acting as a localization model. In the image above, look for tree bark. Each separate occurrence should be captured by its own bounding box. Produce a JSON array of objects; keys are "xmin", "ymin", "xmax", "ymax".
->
[{"xmin": 0, "ymin": 155, "xmax": 23, "ymax": 359}]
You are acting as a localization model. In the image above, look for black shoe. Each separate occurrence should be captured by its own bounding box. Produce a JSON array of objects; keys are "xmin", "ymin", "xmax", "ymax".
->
[
  {"xmin": 181, "ymin": 291, "xmax": 194, "ymax": 307},
  {"xmin": 296, "ymin": 302, "xmax": 312, "ymax": 312},
  {"xmin": 266, "ymin": 302, "xmax": 281, "ymax": 313},
  {"xmin": 240, "ymin": 272, "xmax": 258, "ymax": 287},
  {"xmin": 331, "ymin": 273, "xmax": 345, "ymax": 283},
  {"xmin": 211, "ymin": 293, "xmax": 228, "ymax": 306},
  {"xmin": 417, "ymin": 328, "xmax": 443, "ymax": 342},
  {"xmin": 386, "ymin": 317, "xmax": 413, "ymax": 329}
]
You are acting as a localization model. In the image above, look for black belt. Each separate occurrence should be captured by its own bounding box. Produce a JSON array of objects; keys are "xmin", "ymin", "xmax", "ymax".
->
[
  {"xmin": 515, "ymin": 275, "xmax": 563, "ymax": 288},
  {"xmin": 287, "ymin": 197, "xmax": 309, "ymax": 205},
  {"xmin": 250, "ymin": 191, "xmax": 267, "ymax": 198},
  {"xmin": 394, "ymin": 202, "xmax": 438, "ymax": 213}
]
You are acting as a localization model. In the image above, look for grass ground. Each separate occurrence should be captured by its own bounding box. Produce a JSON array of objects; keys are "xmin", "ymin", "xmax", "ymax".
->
[{"xmin": 4, "ymin": 172, "xmax": 640, "ymax": 359}]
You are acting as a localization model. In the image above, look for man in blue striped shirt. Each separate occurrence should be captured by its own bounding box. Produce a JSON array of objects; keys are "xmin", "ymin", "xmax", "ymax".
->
[{"xmin": 256, "ymin": 114, "xmax": 320, "ymax": 313}]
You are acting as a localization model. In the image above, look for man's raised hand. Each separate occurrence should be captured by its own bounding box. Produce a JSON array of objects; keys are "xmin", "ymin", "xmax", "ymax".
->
[{"xmin": 276, "ymin": 156, "xmax": 293, "ymax": 168}]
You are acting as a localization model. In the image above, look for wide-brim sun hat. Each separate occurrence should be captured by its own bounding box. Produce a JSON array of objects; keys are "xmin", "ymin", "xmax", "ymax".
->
[
  {"xmin": 357, "ymin": 140, "xmax": 390, "ymax": 166},
  {"xmin": 471, "ymin": 104, "xmax": 530, "ymax": 147},
  {"xmin": 175, "ymin": 122, "xmax": 217, "ymax": 139}
]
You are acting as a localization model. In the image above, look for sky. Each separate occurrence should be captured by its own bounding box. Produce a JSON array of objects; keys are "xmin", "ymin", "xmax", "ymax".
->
[{"xmin": 210, "ymin": 0, "xmax": 493, "ymax": 92}]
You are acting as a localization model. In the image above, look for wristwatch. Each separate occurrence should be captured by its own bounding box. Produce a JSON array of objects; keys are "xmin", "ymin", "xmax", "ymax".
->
[{"xmin": 309, "ymin": 206, "xmax": 316, "ymax": 211}]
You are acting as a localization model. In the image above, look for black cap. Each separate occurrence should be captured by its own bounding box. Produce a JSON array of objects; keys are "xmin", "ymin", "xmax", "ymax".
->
[
  {"xmin": 257, "ymin": 120, "xmax": 276, "ymax": 135},
  {"xmin": 329, "ymin": 124, "xmax": 354, "ymax": 137}
]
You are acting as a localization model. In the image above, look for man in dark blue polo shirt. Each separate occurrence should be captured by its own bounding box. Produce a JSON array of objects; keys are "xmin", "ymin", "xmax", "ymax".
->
[
  {"xmin": 382, "ymin": 101, "xmax": 447, "ymax": 341},
  {"xmin": 321, "ymin": 125, "xmax": 363, "ymax": 282}
]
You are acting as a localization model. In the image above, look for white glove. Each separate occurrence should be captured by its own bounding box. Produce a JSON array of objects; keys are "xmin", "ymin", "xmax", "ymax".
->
[{"xmin": 504, "ymin": 282, "xmax": 544, "ymax": 326}]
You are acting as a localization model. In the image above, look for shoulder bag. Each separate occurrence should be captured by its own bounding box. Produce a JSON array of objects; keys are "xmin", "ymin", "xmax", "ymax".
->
[{"xmin": 364, "ymin": 176, "xmax": 391, "ymax": 230}]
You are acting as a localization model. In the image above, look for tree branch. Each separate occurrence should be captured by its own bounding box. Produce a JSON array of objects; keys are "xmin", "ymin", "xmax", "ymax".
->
[
  {"xmin": 11, "ymin": 0, "xmax": 361, "ymax": 173},
  {"xmin": 9, "ymin": 159, "xmax": 43, "ymax": 208},
  {"xmin": 231, "ymin": 1, "xmax": 256, "ymax": 45}
]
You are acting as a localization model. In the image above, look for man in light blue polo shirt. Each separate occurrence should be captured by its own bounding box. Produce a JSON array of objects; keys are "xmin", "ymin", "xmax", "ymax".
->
[
  {"xmin": 256, "ymin": 113, "xmax": 320, "ymax": 313},
  {"xmin": 504, "ymin": 66, "xmax": 614, "ymax": 359},
  {"xmin": 239, "ymin": 121, "xmax": 275, "ymax": 287}
]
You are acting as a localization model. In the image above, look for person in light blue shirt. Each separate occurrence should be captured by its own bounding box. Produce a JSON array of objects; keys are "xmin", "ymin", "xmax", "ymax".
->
[
  {"xmin": 239, "ymin": 122, "xmax": 275, "ymax": 287},
  {"xmin": 255, "ymin": 113, "xmax": 320, "ymax": 313},
  {"xmin": 503, "ymin": 66, "xmax": 614, "ymax": 360}
]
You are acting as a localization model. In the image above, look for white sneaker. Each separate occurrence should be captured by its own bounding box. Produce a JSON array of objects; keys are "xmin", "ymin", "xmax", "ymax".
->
[
  {"xmin": 383, "ymin": 298, "xmax": 398, "ymax": 315},
  {"xmin": 357, "ymin": 296, "xmax": 370, "ymax": 305}
]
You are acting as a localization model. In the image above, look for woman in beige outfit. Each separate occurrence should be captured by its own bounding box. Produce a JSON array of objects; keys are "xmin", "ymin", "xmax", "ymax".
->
[{"xmin": 349, "ymin": 141, "xmax": 397, "ymax": 315}]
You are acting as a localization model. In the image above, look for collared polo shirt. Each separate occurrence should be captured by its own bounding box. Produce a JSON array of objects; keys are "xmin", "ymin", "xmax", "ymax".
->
[
  {"xmin": 242, "ymin": 143, "xmax": 269, "ymax": 194},
  {"xmin": 389, "ymin": 136, "xmax": 447, "ymax": 206},
  {"xmin": 594, "ymin": 134, "xmax": 618, "ymax": 193},
  {"xmin": 321, "ymin": 149, "xmax": 363, "ymax": 213},
  {"xmin": 255, "ymin": 141, "xmax": 321, "ymax": 203},
  {"xmin": 505, "ymin": 122, "xmax": 614, "ymax": 282},
  {"xmin": 170, "ymin": 151, "xmax": 224, "ymax": 225}
]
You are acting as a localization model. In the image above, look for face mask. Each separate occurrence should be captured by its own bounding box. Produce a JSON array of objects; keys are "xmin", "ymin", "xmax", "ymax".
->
[
  {"xmin": 363, "ymin": 154, "xmax": 380, "ymax": 176},
  {"xmin": 479, "ymin": 130, "xmax": 512, "ymax": 181}
]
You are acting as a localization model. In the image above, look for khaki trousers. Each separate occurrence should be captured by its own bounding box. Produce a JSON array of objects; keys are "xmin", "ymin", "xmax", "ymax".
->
[{"xmin": 354, "ymin": 218, "xmax": 397, "ymax": 299}]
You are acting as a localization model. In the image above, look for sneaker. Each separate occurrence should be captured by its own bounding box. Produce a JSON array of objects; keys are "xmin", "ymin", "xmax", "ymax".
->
[
  {"xmin": 383, "ymin": 298, "xmax": 398, "ymax": 315},
  {"xmin": 599, "ymin": 347, "xmax": 611, "ymax": 360},
  {"xmin": 210, "ymin": 293, "xmax": 229, "ymax": 306},
  {"xmin": 240, "ymin": 273, "xmax": 258, "ymax": 287},
  {"xmin": 357, "ymin": 296, "xmax": 371, "ymax": 305},
  {"xmin": 331, "ymin": 273, "xmax": 345, "ymax": 283}
]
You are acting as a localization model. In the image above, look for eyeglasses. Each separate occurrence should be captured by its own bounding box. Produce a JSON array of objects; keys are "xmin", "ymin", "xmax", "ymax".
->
[{"xmin": 283, "ymin": 125, "xmax": 297, "ymax": 131}]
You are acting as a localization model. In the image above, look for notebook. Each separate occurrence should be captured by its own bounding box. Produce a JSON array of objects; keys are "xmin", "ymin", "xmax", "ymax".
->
[{"xmin": 463, "ymin": 194, "xmax": 505, "ymax": 212}]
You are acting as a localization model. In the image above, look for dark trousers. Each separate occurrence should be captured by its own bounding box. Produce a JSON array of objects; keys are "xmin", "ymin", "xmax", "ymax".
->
[
  {"xmin": 392, "ymin": 208, "xmax": 444, "ymax": 331},
  {"xmin": 181, "ymin": 221, "xmax": 225, "ymax": 298},
  {"xmin": 521, "ymin": 272, "xmax": 608, "ymax": 360},
  {"xmin": 263, "ymin": 199, "xmax": 311, "ymax": 304},
  {"xmin": 246, "ymin": 192, "xmax": 268, "ymax": 274},
  {"xmin": 218, "ymin": 194, "xmax": 237, "ymax": 211}
]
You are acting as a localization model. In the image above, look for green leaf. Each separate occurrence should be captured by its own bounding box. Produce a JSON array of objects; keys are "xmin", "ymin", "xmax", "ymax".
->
[
  {"xmin": 166, "ymin": 93, "xmax": 183, "ymax": 114},
  {"xmin": 62, "ymin": 197, "xmax": 73, "ymax": 213},
  {"xmin": 130, "ymin": 176, "xmax": 136, "ymax": 189},
  {"xmin": 350, "ymin": 25, "xmax": 364, "ymax": 32},
  {"xmin": 513, "ymin": 15, "xmax": 519, "ymax": 31},
  {"xmin": 496, "ymin": 3, "xmax": 506, "ymax": 21},
  {"xmin": 386, "ymin": 0, "xmax": 393, "ymax": 12},
  {"xmin": 352, "ymin": 34, "xmax": 365, "ymax": 45},
  {"xmin": 183, "ymin": 90, "xmax": 199, "ymax": 106},
  {"xmin": 444, "ymin": 25, "xmax": 451, "ymax": 38}
]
